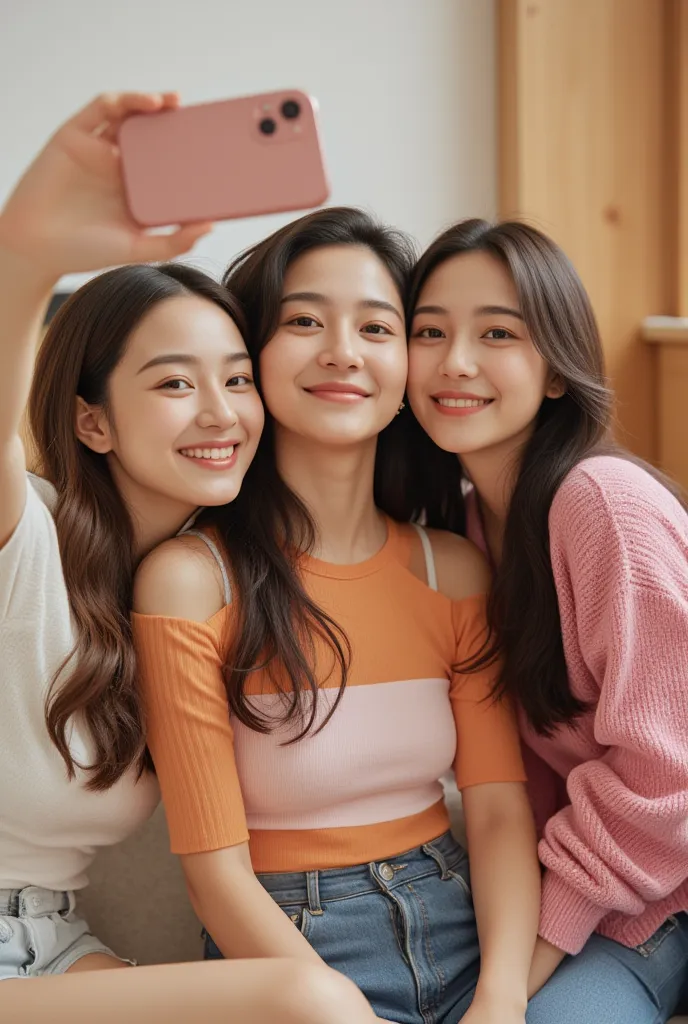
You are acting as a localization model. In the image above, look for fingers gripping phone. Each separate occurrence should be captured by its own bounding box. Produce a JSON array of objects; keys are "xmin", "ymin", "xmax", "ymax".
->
[{"xmin": 119, "ymin": 90, "xmax": 330, "ymax": 226}]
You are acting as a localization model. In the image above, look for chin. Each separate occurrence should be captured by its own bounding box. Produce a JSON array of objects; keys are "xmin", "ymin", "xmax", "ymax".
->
[
  {"xmin": 424, "ymin": 427, "xmax": 492, "ymax": 456},
  {"xmin": 197, "ymin": 484, "xmax": 242, "ymax": 507}
]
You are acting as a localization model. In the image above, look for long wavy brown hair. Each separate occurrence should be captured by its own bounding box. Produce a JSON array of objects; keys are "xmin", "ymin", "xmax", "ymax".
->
[
  {"xmin": 29, "ymin": 263, "xmax": 245, "ymax": 790},
  {"xmin": 380, "ymin": 219, "xmax": 684, "ymax": 735}
]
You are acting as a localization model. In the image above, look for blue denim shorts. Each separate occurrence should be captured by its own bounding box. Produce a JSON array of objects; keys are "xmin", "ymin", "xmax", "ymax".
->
[
  {"xmin": 205, "ymin": 831, "xmax": 480, "ymax": 1024},
  {"xmin": 0, "ymin": 886, "xmax": 125, "ymax": 981}
]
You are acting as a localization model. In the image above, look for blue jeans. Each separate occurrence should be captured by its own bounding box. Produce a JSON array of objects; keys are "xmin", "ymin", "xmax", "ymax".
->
[
  {"xmin": 0, "ymin": 887, "xmax": 124, "ymax": 980},
  {"xmin": 205, "ymin": 832, "xmax": 481, "ymax": 1023},
  {"xmin": 526, "ymin": 913, "xmax": 688, "ymax": 1023}
]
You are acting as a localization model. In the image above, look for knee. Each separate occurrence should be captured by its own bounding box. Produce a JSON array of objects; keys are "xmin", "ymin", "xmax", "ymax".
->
[{"xmin": 274, "ymin": 962, "xmax": 376, "ymax": 1024}]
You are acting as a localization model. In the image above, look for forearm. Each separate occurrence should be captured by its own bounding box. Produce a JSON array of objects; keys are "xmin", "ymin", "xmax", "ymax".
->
[
  {"xmin": 527, "ymin": 936, "xmax": 567, "ymax": 998},
  {"xmin": 465, "ymin": 791, "xmax": 540, "ymax": 1009},
  {"xmin": 6, "ymin": 960, "xmax": 378, "ymax": 1024},
  {"xmin": 0, "ymin": 241, "xmax": 54, "ymax": 445},
  {"xmin": 187, "ymin": 861, "xmax": 323, "ymax": 965}
]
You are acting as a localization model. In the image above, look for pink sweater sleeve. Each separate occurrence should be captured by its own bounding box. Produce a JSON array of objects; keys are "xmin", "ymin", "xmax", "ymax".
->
[{"xmin": 537, "ymin": 459, "xmax": 688, "ymax": 955}]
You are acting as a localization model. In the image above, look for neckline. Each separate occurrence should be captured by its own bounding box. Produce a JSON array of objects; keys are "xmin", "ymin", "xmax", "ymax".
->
[{"xmin": 302, "ymin": 515, "xmax": 400, "ymax": 580}]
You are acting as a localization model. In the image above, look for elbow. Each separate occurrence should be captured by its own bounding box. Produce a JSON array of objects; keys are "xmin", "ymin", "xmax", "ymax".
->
[{"xmin": 464, "ymin": 781, "xmax": 537, "ymax": 840}]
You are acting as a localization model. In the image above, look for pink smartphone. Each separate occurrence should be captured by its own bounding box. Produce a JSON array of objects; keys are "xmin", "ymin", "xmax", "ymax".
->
[{"xmin": 118, "ymin": 90, "xmax": 330, "ymax": 227}]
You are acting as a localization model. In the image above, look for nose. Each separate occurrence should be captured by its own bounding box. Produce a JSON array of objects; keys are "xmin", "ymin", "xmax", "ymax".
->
[
  {"xmin": 439, "ymin": 334, "xmax": 479, "ymax": 379},
  {"xmin": 196, "ymin": 385, "xmax": 239, "ymax": 431},
  {"xmin": 317, "ymin": 325, "xmax": 365, "ymax": 371}
]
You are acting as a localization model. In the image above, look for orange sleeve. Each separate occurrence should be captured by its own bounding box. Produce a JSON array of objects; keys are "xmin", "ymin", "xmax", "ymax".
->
[
  {"xmin": 450, "ymin": 594, "xmax": 527, "ymax": 790},
  {"xmin": 132, "ymin": 611, "xmax": 249, "ymax": 855}
]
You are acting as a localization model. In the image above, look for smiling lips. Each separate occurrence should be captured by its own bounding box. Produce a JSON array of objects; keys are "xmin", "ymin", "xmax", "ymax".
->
[
  {"xmin": 431, "ymin": 392, "xmax": 493, "ymax": 417},
  {"xmin": 178, "ymin": 443, "xmax": 240, "ymax": 469},
  {"xmin": 304, "ymin": 381, "xmax": 371, "ymax": 403}
]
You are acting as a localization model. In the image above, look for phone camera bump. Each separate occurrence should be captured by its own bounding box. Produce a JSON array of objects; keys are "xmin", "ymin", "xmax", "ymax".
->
[{"xmin": 281, "ymin": 99, "xmax": 301, "ymax": 120}]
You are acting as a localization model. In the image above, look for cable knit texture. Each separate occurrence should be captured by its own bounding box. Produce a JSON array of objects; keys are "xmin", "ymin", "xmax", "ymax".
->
[{"xmin": 468, "ymin": 456, "xmax": 688, "ymax": 955}]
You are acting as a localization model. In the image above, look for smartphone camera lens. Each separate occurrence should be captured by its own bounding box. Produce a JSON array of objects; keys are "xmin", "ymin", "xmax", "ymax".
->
[
  {"xmin": 259, "ymin": 117, "xmax": 277, "ymax": 136},
  {"xmin": 281, "ymin": 99, "xmax": 301, "ymax": 120}
]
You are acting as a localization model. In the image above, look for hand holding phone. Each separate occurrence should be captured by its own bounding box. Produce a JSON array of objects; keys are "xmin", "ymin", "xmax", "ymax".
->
[
  {"xmin": 0, "ymin": 92, "xmax": 212, "ymax": 278},
  {"xmin": 118, "ymin": 90, "xmax": 330, "ymax": 227}
]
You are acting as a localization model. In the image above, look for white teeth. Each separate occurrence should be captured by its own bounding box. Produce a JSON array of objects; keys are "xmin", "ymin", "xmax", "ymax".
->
[
  {"xmin": 436, "ymin": 398, "xmax": 490, "ymax": 408},
  {"xmin": 180, "ymin": 446, "xmax": 235, "ymax": 460}
]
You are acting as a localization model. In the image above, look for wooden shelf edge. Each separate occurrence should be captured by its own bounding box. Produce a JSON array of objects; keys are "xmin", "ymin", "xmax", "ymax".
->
[{"xmin": 641, "ymin": 316, "xmax": 688, "ymax": 344}]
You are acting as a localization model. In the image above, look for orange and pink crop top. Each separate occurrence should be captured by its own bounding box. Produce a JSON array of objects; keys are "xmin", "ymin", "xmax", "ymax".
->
[{"xmin": 132, "ymin": 519, "xmax": 525, "ymax": 873}]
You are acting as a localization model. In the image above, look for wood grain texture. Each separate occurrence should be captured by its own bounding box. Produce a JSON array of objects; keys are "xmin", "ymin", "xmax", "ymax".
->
[
  {"xmin": 498, "ymin": 0, "xmax": 675, "ymax": 459},
  {"xmin": 657, "ymin": 343, "xmax": 688, "ymax": 489}
]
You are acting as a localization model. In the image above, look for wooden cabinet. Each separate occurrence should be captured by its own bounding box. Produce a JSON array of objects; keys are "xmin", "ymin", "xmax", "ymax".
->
[
  {"xmin": 643, "ymin": 319, "xmax": 688, "ymax": 491},
  {"xmin": 498, "ymin": 0, "xmax": 686, "ymax": 467}
]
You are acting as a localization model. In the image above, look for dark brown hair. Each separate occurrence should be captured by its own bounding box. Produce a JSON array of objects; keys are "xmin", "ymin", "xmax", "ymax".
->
[
  {"xmin": 29, "ymin": 263, "xmax": 245, "ymax": 789},
  {"xmin": 382, "ymin": 218, "xmax": 661, "ymax": 734},
  {"xmin": 205, "ymin": 206, "xmax": 416, "ymax": 738}
]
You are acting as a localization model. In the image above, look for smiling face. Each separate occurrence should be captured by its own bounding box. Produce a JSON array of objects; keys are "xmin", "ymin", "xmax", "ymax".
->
[
  {"xmin": 407, "ymin": 250, "xmax": 562, "ymax": 460},
  {"xmin": 258, "ymin": 244, "xmax": 408, "ymax": 448},
  {"xmin": 75, "ymin": 294, "xmax": 265, "ymax": 520}
]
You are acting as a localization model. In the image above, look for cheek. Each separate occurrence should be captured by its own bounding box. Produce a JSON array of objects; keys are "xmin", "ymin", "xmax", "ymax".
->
[
  {"xmin": 259, "ymin": 342, "xmax": 299, "ymax": 415},
  {"xmin": 407, "ymin": 346, "xmax": 436, "ymax": 397},
  {"xmin": 376, "ymin": 345, "xmax": 408, "ymax": 394},
  {"xmin": 243, "ymin": 394, "xmax": 265, "ymax": 444},
  {"xmin": 492, "ymin": 352, "xmax": 549, "ymax": 409}
]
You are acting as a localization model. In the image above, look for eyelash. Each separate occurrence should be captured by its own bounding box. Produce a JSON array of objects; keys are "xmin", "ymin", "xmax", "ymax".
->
[
  {"xmin": 158, "ymin": 374, "xmax": 253, "ymax": 391},
  {"xmin": 413, "ymin": 326, "xmax": 516, "ymax": 341},
  {"xmin": 286, "ymin": 315, "xmax": 394, "ymax": 337},
  {"xmin": 415, "ymin": 327, "xmax": 444, "ymax": 340},
  {"xmin": 483, "ymin": 328, "xmax": 515, "ymax": 341}
]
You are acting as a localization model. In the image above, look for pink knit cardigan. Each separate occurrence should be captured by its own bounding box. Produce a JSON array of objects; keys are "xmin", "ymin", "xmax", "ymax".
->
[{"xmin": 467, "ymin": 456, "xmax": 688, "ymax": 955}]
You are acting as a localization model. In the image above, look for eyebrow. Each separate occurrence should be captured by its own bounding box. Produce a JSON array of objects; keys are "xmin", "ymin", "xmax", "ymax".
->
[
  {"xmin": 137, "ymin": 351, "xmax": 251, "ymax": 375},
  {"xmin": 413, "ymin": 303, "xmax": 524, "ymax": 320},
  {"xmin": 281, "ymin": 291, "xmax": 403, "ymax": 321},
  {"xmin": 477, "ymin": 304, "xmax": 524, "ymax": 320}
]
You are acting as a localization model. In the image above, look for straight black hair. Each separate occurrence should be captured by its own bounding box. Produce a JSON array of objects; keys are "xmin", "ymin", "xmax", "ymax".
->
[{"xmin": 198, "ymin": 207, "xmax": 416, "ymax": 738}]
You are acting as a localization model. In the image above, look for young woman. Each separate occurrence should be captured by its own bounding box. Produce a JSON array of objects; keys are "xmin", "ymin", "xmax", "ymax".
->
[
  {"xmin": 0, "ymin": 91, "xmax": 378, "ymax": 1024},
  {"xmin": 402, "ymin": 218, "xmax": 688, "ymax": 1024},
  {"xmin": 132, "ymin": 207, "xmax": 541, "ymax": 1024}
]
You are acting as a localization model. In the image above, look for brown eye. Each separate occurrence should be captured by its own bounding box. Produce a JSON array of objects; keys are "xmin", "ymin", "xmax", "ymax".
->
[
  {"xmin": 289, "ymin": 316, "xmax": 320, "ymax": 328},
  {"xmin": 484, "ymin": 328, "xmax": 514, "ymax": 341}
]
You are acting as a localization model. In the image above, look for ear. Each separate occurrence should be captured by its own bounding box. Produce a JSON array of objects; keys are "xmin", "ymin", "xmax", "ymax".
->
[
  {"xmin": 74, "ymin": 395, "xmax": 113, "ymax": 454},
  {"xmin": 545, "ymin": 373, "xmax": 567, "ymax": 400}
]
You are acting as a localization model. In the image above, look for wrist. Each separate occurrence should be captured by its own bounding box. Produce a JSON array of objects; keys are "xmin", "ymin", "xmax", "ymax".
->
[
  {"xmin": 473, "ymin": 979, "xmax": 528, "ymax": 1014},
  {"xmin": 0, "ymin": 230, "xmax": 59, "ymax": 294}
]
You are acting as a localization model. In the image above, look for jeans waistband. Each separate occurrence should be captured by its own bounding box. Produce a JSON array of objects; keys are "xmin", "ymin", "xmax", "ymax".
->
[
  {"xmin": 258, "ymin": 831, "xmax": 467, "ymax": 910},
  {"xmin": 0, "ymin": 886, "xmax": 74, "ymax": 918}
]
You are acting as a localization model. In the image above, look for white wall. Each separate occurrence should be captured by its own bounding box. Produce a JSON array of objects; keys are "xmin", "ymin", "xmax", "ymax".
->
[{"xmin": 0, "ymin": 0, "xmax": 496, "ymax": 290}]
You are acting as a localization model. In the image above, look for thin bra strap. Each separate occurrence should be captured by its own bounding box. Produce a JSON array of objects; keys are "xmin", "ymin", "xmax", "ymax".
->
[
  {"xmin": 181, "ymin": 529, "xmax": 232, "ymax": 605},
  {"xmin": 411, "ymin": 523, "xmax": 438, "ymax": 592}
]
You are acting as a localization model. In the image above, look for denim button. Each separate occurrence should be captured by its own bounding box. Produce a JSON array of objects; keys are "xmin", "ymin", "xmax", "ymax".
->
[{"xmin": 379, "ymin": 862, "xmax": 394, "ymax": 882}]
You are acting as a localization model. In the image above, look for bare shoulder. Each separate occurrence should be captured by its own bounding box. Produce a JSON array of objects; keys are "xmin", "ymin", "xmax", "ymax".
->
[
  {"xmin": 424, "ymin": 527, "xmax": 491, "ymax": 601},
  {"xmin": 133, "ymin": 533, "xmax": 227, "ymax": 622}
]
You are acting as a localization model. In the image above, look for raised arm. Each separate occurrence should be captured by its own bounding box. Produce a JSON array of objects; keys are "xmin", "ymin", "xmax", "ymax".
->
[{"xmin": 0, "ymin": 92, "xmax": 211, "ymax": 548}]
